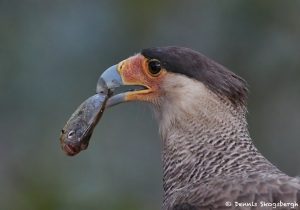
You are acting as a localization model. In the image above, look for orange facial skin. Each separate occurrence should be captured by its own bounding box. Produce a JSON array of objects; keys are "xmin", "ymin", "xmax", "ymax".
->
[{"xmin": 117, "ymin": 54, "xmax": 167, "ymax": 103}]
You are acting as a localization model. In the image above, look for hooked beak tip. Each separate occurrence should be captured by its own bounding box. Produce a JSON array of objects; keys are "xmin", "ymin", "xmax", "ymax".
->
[
  {"xmin": 97, "ymin": 64, "xmax": 126, "ymax": 107},
  {"xmin": 96, "ymin": 64, "xmax": 123, "ymax": 94},
  {"xmin": 96, "ymin": 77, "xmax": 108, "ymax": 95}
]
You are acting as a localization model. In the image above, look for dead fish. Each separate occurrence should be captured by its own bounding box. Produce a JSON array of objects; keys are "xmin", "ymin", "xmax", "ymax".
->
[{"xmin": 60, "ymin": 92, "xmax": 108, "ymax": 156}]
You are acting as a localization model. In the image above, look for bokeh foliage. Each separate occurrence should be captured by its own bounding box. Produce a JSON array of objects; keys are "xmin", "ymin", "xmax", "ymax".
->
[{"xmin": 0, "ymin": 1, "xmax": 300, "ymax": 210}]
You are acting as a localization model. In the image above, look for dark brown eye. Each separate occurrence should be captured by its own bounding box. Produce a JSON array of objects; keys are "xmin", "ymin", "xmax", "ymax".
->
[{"xmin": 148, "ymin": 59, "xmax": 161, "ymax": 75}]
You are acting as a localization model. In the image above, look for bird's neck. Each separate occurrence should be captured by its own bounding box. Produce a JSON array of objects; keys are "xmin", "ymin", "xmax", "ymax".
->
[{"xmin": 156, "ymin": 96, "xmax": 280, "ymax": 201}]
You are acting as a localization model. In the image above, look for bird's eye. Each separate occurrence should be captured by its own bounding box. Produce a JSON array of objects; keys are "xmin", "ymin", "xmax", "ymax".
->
[{"xmin": 148, "ymin": 59, "xmax": 161, "ymax": 76}]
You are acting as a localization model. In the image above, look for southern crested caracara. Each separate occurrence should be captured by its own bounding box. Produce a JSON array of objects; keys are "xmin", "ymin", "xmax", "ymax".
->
[{"xmin": 97, "ymin": 46, "xmax": 300, "ymax": 210}]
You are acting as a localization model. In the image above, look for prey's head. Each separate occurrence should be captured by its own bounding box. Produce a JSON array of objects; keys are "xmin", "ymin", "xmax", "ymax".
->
[{"xmin": 97, "ymin": 46, "xmax": 248, "ymax": 117}]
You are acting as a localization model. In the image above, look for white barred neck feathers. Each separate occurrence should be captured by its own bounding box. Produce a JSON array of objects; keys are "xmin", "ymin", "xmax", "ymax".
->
[{"xmin": 141, "ymin": 46, "xmax": 299, "ymax": 210}]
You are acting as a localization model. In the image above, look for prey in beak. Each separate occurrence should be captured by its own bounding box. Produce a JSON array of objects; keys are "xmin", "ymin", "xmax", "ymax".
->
[{"xmin": 97, "ymin": 54, "xmax": 167, "ymax": 107}]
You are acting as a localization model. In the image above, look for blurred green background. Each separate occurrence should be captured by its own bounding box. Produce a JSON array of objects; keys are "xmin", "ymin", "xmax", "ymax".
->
[{"xmin": 1, "ymin": 1, "xmax": 300, "ymax": 210}]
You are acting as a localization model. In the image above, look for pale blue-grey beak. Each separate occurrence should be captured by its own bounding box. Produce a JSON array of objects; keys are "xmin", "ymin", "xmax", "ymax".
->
[{"xmin": 96, "ymin": 65, "xmax": 126, "ymax": 107}]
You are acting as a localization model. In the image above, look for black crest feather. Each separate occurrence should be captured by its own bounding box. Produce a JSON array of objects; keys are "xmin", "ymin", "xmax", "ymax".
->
[{"xmin": 141, "ymin": 46, "xmax": 248, "ymax": 106}]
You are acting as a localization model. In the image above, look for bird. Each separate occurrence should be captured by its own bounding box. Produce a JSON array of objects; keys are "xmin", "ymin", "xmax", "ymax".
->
[{"xmin": 96, "ymin": 46, "xmax": 300, "ymax": 210}]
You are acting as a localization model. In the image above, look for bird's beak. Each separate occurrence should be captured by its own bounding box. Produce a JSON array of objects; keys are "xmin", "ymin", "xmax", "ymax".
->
[
  {"xmin": 96, "ymin": 64, "xmax": 125, "ymax": 107},
  {"xmin": 96, "ymin": 55, "xmax": 152, "ymax": 107}
]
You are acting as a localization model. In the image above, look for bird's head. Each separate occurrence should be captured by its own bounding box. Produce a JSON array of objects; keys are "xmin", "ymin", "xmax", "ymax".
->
[{"xmin": 97, "ymin": 46, "xmax": 248, "ymax": 128}]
